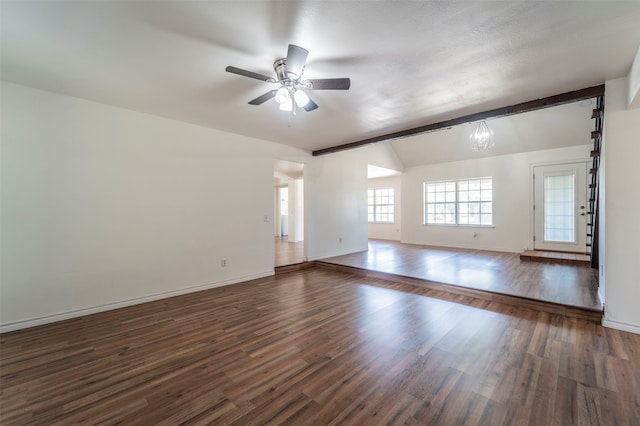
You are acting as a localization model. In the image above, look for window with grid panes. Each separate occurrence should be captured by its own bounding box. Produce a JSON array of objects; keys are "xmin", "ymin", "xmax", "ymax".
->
[
  {"xmin": 368, "ymin": 187, "xmax": 394, "ymax": 223},
  {"xmin": 424, "ymin": 177, "xmax": 493, "ymax": 226}
]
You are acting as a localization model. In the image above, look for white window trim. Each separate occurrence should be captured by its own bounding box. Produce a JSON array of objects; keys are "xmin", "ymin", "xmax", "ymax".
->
[
  {"xmin": 368, "ymin": 187, "xmax": 395, "ymax": 224},
  {"xmin": 423, "ymin": 177, "xmax": 494, "ymax": 227}
]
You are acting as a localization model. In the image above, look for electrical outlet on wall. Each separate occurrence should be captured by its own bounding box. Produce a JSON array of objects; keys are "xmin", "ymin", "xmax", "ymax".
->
[{"xmin": 221, "ymin": 259, "xmax": 227, "ymax": 267}]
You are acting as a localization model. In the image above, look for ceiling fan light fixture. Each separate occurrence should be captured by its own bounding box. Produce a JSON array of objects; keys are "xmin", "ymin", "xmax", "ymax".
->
[
  {"xmin": 279, "ymin": 97, "xmax": 293, "ymax": 112},
  {"xmin": 274, "ymin": 87, "xmax": 290, "ymax": 105},
  {"xmin": 470, "ymin": 120, "xmax": 495, "ymax": 151},
  {"xmin": 294, "ymin": 89, "xmax": 310, "ymax": 108},
  {"xmin": 225, "ymin": 44, "xmax": 350, "ymax": 113}
]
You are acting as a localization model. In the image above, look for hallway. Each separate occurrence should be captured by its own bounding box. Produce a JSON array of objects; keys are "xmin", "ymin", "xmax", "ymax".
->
[{"xmin": 274, "ymin": 236, "xmax": 304, "ymax": 267}]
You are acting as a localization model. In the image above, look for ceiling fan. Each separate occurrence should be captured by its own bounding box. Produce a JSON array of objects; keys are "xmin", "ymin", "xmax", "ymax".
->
[{"xmin": 225, "ymin": 44, "xmax": 350, "ymax": 112}]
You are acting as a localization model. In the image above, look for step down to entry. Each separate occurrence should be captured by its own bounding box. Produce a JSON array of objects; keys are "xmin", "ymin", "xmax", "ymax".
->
[{"xmin": 520, "ymin": 250, "xmax": 590, "ymax": 266}]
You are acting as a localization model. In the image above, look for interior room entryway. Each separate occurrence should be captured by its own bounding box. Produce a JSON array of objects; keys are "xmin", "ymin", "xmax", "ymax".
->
[
  {"xmin": 533, "ymin": 162, "xmax": 588, "ymax": 253},
  {"xmin": 274, "ymin": 160, "xmax": 305, "ymax": 266}
]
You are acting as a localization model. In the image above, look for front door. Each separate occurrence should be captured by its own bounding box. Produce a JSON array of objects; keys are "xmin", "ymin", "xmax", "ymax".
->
[{"xmin": 533, "ymin": 162, "xmax": 588, "ymax": 253}]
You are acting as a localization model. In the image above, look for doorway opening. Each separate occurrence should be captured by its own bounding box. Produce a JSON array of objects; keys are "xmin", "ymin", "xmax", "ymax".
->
[{"xmin": 274, "ymin": 160, "xmax": 305, "ymax": 266}]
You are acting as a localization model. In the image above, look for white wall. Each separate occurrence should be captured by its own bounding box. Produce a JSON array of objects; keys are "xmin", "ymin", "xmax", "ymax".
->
[
  {"xmin": 368, "ymin": 175, "xmax": 402, "ymax": 241},
  {"xmin": 305, "ymin": 144, "xmax": 402, "ymax": 260},
  {"xmin": 401, "ymin": 145, "xmax": 591, "ymax": 252},
  {"xmin": 0, "ymin": 82, "xmax": 310, "ymax": 331},
  {"xmin": 628, "ymin": 44, "xmax": 640, "ymax": 109},
  {"xmin": 288, "ymin": 179, "xmax": 304, "ymax": 242},
  {"xmin": 274, "ymin": 186, "xmax": 282, "ymax": 237},
  {"xmin": 601, "ymin": 77, "xmax": 640, "ymax": 334},
  {"xmin": 598, "ymin": 123, "xmax": 607, "ymax": 305},
  {"xmin": 305, "ymin": 150, "xmax": 368, "ymax": 260}
]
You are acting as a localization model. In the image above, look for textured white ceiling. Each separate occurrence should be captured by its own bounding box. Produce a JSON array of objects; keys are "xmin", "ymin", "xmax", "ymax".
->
[
  {"xmin": 392, "ymin": 100, "xmax": 596, "ymax": 167},
  {"xmin": 2, "ymin": 1, "xmax": 639, "ymax": 154},
  {"xmin": 274, "ymin": 159, "xmax": 304, "ymax": 183}
]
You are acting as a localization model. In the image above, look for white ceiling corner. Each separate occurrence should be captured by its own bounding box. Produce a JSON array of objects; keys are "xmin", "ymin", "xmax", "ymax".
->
[{"xmin": 368, "ymin": 165, "xmax": 402, "ymax": 179}]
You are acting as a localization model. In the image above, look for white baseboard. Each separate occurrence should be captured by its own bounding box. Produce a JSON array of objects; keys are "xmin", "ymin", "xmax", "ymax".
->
[
  {"xmin": 399, "ymin": 240, "xmax": 522, "ymax": 254},
  {"xmin": 0, "ymin": 271, "xmax": 274, "ymax": 334},
  {"xmin": 309, "ymin": 247, "xmax": 368, "ymax": 262},
  {"xmin": 602, "ymin": 318, "xmax": 640, "ymax": 335}
]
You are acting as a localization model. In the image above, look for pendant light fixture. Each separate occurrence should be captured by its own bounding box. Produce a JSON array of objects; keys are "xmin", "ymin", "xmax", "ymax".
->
[{"xmin": 470, "ymin": 120, "xmax": 495, "ymax": 151}]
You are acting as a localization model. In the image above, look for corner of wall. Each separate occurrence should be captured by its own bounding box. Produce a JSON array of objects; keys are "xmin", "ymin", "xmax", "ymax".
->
[
  {"xmin": 601, "ymin": 76, "xmax": 640, "ymax": 334},
  {"xmin": 362, "ymin": 143, "xmax": 405, "ymax": 172},
  {"xmin": 627, "ymin": 44, "xmax": 640, "ymax": 109}
]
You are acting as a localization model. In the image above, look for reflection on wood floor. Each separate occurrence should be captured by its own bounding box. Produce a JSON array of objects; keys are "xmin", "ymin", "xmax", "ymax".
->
[
  {"xmin": 2, "ymin": 268, "xmax": 638, "ymax": 424},
  {"xmin": 320, "ymin": 239, "xmax": 601, "ymax": 314},
  {"xmin": 275, "ymin": 236, "xmax": 304, "ymax": 266}
]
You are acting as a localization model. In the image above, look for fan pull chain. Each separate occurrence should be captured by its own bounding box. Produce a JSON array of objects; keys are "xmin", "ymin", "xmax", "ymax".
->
[{"xmin": 288, "ymin": 102, "xmax": 298, "ymax": 128}]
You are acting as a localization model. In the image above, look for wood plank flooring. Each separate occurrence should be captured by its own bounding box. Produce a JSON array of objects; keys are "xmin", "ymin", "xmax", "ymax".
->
[
  {"xmin": 275, "ymin": 236, "xmax": 304, "ymax": 267},
  {"xmin": 321, "ymin": 240, "xmax": 601, "ymax": 312},
  {"xmin": 520, "ymin": 250, "xmax": 590, "ymax": 266},
  {"xmin": 2, "ymin": 268, "xmax": 638, "ymax": 425}
]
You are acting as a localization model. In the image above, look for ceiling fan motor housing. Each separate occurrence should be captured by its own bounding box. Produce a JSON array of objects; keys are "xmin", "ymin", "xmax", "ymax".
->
[{"xmin": 274, "ymin": 58, "xmax": 300, "ymax": 83}]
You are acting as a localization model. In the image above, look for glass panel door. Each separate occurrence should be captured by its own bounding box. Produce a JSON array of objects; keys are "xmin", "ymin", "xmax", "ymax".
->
[
  {"xmin": 533, "ymin": 162, "xmax": 587, "ymax": 252},
  {"xmin": 544, "ymin": 174, "xmax": 575, "ymax": 243}
]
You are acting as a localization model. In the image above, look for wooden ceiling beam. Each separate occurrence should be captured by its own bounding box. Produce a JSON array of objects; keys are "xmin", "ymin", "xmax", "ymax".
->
[{"xmin": 312, "ymin": 84, "xmax": 605, "ymax": 156}]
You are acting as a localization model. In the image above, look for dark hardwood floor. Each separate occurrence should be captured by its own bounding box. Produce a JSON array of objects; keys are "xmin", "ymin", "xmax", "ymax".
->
[
  {"xmin": 275, "ymin": 236, "xmax": 304, "ymax": 267},
  {"xmin": 320, "ymin": 239, "xmax": 601, "ymax": 313},
  {"xmin": 1, "ymin": 268, "xmax": 639, "ymax": 425}
]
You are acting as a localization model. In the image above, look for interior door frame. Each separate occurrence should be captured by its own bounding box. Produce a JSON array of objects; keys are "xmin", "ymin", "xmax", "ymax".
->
[
  {"xmin": 528, "ymin": 158, "xmax": 590, "ymax": 252},
  {"xmin": 273, "ymin": 160, "xmax": 307, "ymax": 267}
]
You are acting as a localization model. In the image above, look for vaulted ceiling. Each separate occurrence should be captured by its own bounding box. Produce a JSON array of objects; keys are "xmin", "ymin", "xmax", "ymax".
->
[{"xmin": 2, "ymin": 1, "xmax": 639, "ymax": 156}]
